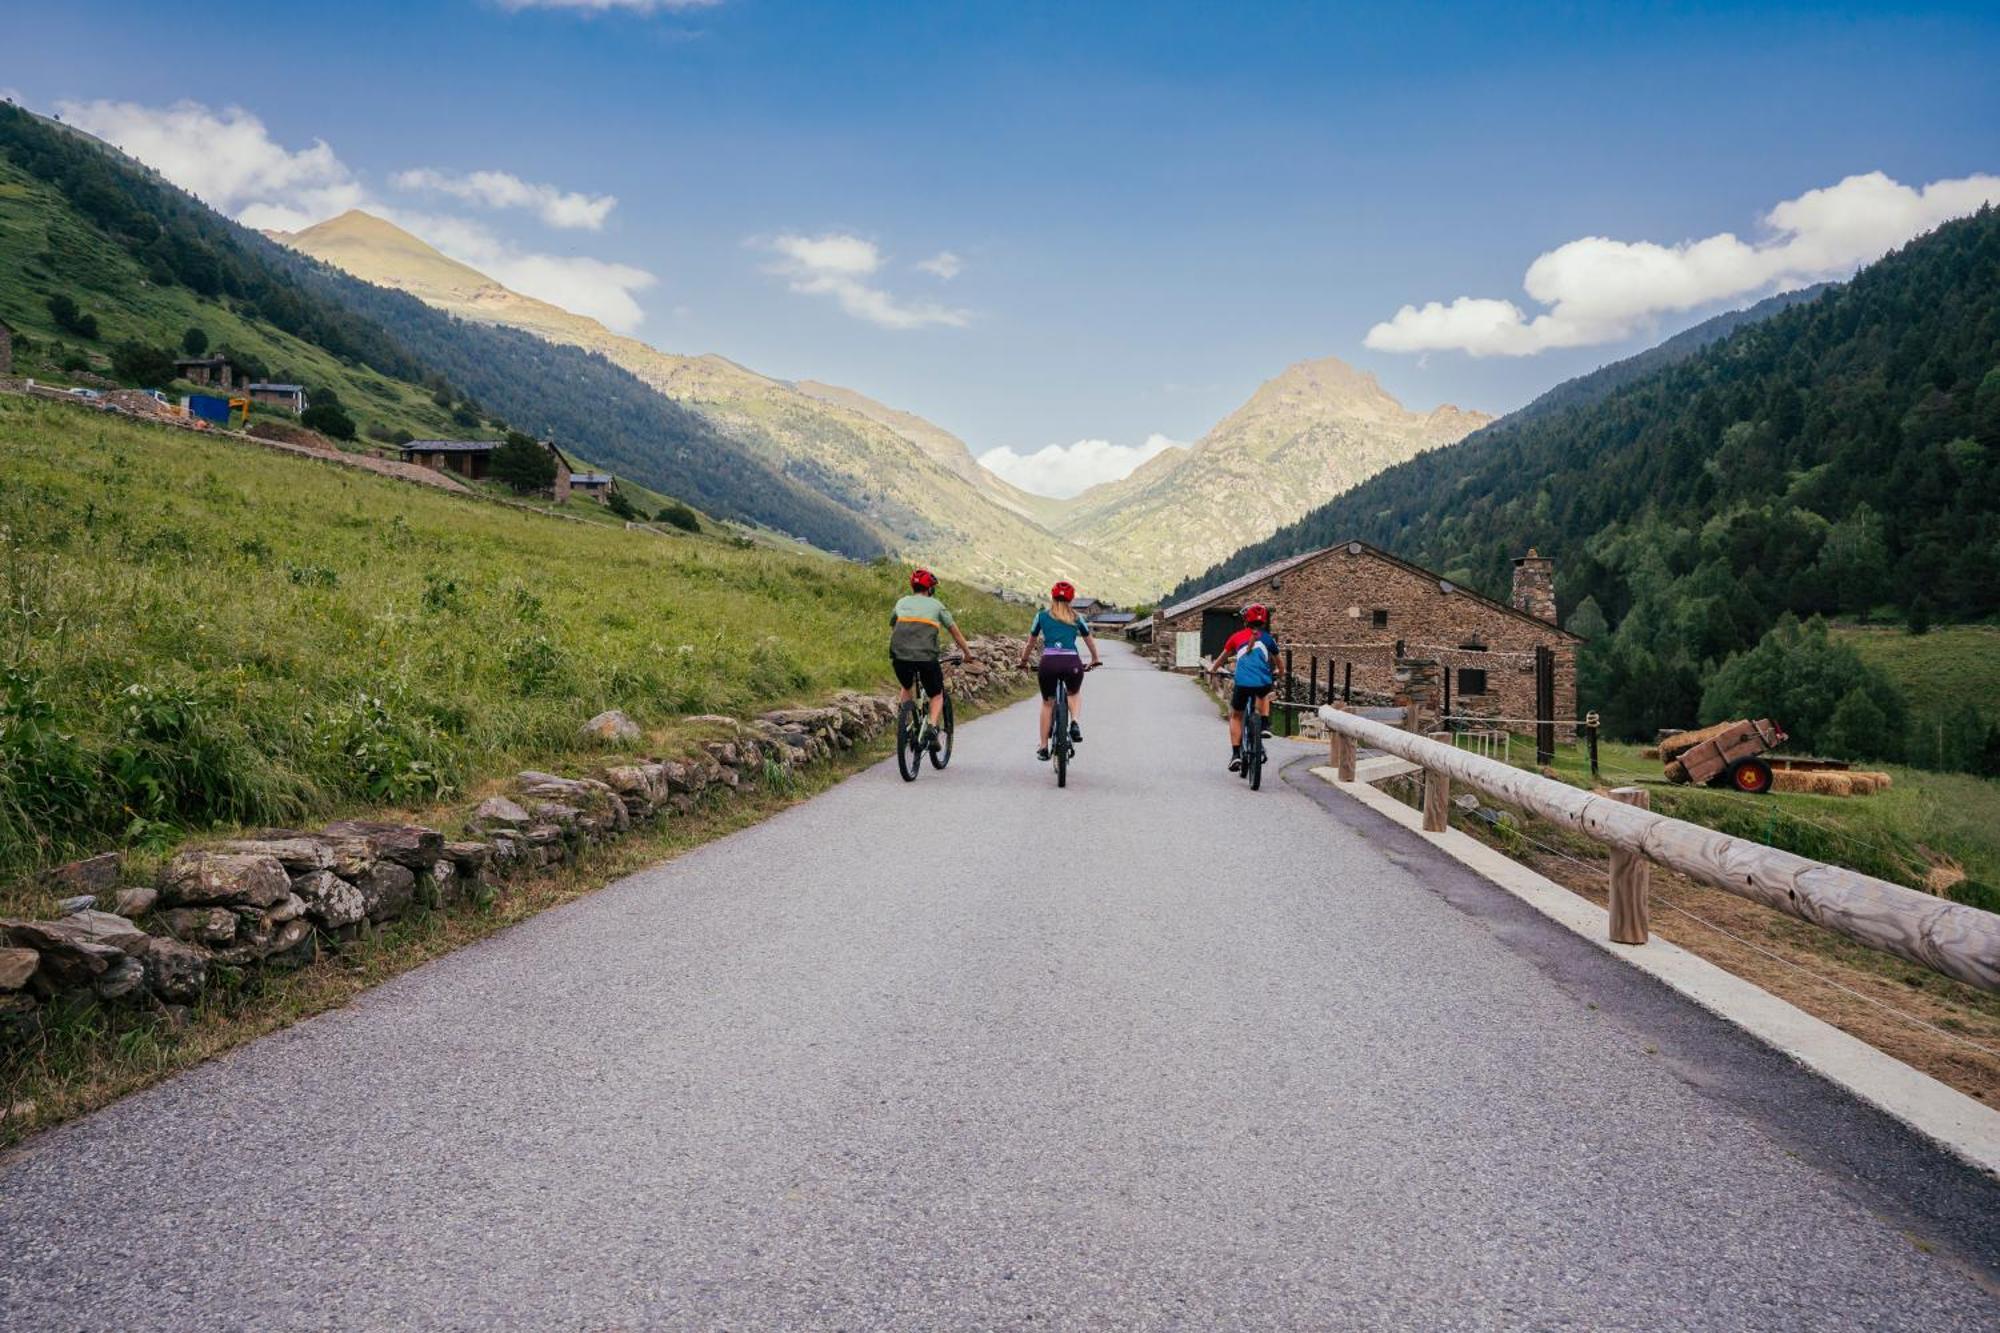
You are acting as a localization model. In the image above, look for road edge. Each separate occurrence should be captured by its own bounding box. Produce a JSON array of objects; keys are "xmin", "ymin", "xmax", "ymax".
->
[{"xmin": 1307, "ymin": 762, "xmax": 2000, "ymax": 1182}]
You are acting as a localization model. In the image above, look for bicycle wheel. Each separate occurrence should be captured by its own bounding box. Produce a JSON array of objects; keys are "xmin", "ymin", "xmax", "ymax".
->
[
  {"xmin": 1246, "ymin": 708, "xmax": 1265, "ymax": 790},
  {"xmin": 929, "ymin": 693, "xmax": 955, "ymax": 769},
  {"xmin": 1053, "ymin": 681, "xmax": 1069, "ymax": 789},
  {"xmin": 896, "ymin": 699, "xmax": 922, "ymax": 782}
]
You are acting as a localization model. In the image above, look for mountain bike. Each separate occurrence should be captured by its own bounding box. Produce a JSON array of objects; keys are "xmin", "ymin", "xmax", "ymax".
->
[
  {"xmin": 895, "ymin": 655, "xmax": 959, "ymax": 782},
  {"xmin": 1240, "ymin": 699, "xmax": 1267, "ymax": 791},
  {"xmin": 1049, "ymin": 661, "xmax": 1098, "ymax": 788}
]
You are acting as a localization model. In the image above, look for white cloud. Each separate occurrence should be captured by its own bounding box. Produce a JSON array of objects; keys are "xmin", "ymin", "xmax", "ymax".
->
[
  {"xmin": 499, "ymin": 0, "xmax": 720, "ymax": 10},
  {"xmin": 53, "ymin": 98, "xmax": 657, "ymax": 334},
  {"xmin": 916, "ymin": 250, "xmax": 963, "ymax": 280},
  {"xmin": 1365, "ymin": 170, "xmax": 2000, "ymax": 357},
  {"xmin": 391, "ymin": 167, "xmax": 616, "ymax": 230},
  {"xmin": 763, "ymin": 232, "xmax": 970, "ymax": 330},
  {"xmin": 978, "ymin": 434, "xmax": 1183, "ymax": 499},
  {"xmin": 58, "ymin": 99, "xmax": 365, "ymax": 232}
]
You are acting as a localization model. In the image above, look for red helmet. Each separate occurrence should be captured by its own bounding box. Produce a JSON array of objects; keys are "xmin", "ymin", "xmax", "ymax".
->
[
  {"xmin": 910, "ymin": 567, "xmax": 938, "ymax": 593},
  {"xmin": 1242, "ymin": 603, "xmax": 1269, "ymax": 626},
  {"xmin": 1050, "ymin": 580, "xmax": 1076, "ymax": 603}
]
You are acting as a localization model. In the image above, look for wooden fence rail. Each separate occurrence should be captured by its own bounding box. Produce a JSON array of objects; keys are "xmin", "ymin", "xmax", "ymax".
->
[{"xmin": 1317, "ymin": 705, "xmax": 2000, "ymax": 994}]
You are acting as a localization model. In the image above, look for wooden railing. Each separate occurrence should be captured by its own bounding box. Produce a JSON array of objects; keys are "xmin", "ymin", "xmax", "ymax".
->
[{"xmin": 1318, "ymin": 705, "xmax": 2000, "ymax": 994}]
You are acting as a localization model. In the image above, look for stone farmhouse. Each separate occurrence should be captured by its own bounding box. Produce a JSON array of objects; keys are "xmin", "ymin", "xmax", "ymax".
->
[
  {"xmin": 1141, "ymin": 540, "xmax": 1580, "ymax": 727},
  {"xmin": 246, "ymin": 382, "xmax": 307, "ymax": 412}
]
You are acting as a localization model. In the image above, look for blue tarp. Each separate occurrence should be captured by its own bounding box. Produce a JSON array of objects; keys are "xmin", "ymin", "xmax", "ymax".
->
[{"xmin": 186, "ymin": 394, "xmax": 231, "ymax": 424}]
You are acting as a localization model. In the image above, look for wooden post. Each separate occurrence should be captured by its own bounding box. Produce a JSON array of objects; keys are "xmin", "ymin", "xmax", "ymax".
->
[
  {"xmin": 1534, "ymin": 645, "xmax": 1556, "ymax": 766},
  {"xmin": 1607, "ymin": 786, "xmax": 1650, "ymax": 944},
  {"xmin": 1423, "ymin": 767, "xmax": 1449, "ymax": 832},
  {"xmin": 1308, "ymin": 655, "xmax": 1318, "ymax": 707},
  {"xmin": 1343, "ymin": 661, "xmax": 1352, "ymax": 702},
  {"xmin": 1585, "ymin": 712, "xmax": 1601, "ymax": 781}
]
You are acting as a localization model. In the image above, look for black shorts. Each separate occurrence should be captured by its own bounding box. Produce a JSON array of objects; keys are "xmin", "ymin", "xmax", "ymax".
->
[
  {"xmin": 1038, "ymin": 653, "xmax": 1084, "ymax": 700},
  {"xmin": 1231, "ymin": 683, "xmax": 1274, "ymax": 713},
  {"xmin": 892, "ymin": 656, "xmax": 945, "ymax": 697}
]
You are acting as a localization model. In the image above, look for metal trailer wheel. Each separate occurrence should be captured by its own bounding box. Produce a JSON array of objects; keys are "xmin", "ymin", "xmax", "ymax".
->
[{"xmin": 1728, "ymin": 756, "xmax": 1774, "ymax": 794}]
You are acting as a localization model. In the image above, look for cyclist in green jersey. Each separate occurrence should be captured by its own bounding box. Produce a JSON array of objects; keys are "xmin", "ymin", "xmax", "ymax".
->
[{"xmin": 890, "ymin": 568, "xmax": 974, "ymax": 746}]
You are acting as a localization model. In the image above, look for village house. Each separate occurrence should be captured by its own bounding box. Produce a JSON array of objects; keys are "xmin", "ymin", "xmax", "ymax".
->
[
  {"xmin": 569, "ymin": 471, "xmax": 615, "ymax": 503},
  {"xmin": 1147, "ymin": 540, "xmax": 1580, "ymax": 727},
  {"xmin": 173, "ymin": 355, "xmax": 238, "ymax": 388},
  {"xmin": 400, "ymin": 437, "xmax": 574, "ymax": 502},
  {"xmin": 400, "ymin": 439, "xmax": 498, "ymax": 481},
  {"xmin": 245, "ymin": 382, "xmax": 307, "ymax": 413}
]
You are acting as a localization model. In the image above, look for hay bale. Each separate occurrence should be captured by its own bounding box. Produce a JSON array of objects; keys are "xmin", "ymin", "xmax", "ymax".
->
[
  {"xmin": 1773, "ymin": 769, "xmax": 1855, "ymax": 797},
  {"xmin": 1660, "ymin": 720, "xmax": 1743, "ymax": 762}
]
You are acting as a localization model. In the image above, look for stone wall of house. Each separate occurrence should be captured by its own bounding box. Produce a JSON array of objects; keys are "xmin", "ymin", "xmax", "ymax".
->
[
  {"xmin": 1150, "ymin": 544, "xmax": 1577, "ymax": 727},
  {"xmin": 0, "ymin": 640, "xmax": 1028, "ymax": 1044}
]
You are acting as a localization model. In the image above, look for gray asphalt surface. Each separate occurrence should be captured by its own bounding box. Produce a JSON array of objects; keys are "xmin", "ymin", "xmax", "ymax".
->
[{"xmin": 4, "ymin": 642, "xmax": 1998, "ymax": 1330}]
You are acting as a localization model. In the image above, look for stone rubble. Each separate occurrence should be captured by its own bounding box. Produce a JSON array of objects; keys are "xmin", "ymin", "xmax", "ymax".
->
[{"xmin": 0, "ymin": 636, "xmax": 1025, "ymax": 1043}]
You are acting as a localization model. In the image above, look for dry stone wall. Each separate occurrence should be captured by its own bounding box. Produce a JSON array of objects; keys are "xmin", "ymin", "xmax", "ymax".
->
[{"xmin": 0, "ymin": 638, "xmax": 1027, "ymax": 1044}]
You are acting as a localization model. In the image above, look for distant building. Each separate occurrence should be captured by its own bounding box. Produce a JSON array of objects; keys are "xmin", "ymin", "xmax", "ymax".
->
[
  {"xmin": 569, "ymin": 471, "xmax": 615, "ymax": 502},
  {"xmin": 400, "ymin": 436, "xmax": 574, "ymax": 501},
  {"xmin": 173, "ymin": 355, "xmax": 238, "ymax": 389},
  {"xmin": 246, "ymin": 382, "xmax": 307, "ymax": 413},
  {"xmin": 400, "ymin": 440, "xmax": 498, "ymax": 482},
  {"xmin": 1088, "ymin": 610, "xmax": 1139, "ymax": 634}
]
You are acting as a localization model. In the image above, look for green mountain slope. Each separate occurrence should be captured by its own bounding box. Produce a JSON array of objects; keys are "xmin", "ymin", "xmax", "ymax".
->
[
  {"xmin": 1178, "ymin": 208, "xmax": 2000, "ymax": 739},
  {"xmin": 277, "ymin": 211, "xmax": 1143, "ymax": 597},
  {"xmin": 0, "ymin": 391, "xmax": 1021, "ymax": 878},
  {"xmin": 0, "ymin": 105, "xmax": 884, "ymax": 558}
]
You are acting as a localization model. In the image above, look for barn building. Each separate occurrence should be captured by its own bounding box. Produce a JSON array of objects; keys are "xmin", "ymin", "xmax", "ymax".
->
[
  {"xmin": 1149, "ymin": 541, "xmax": 1580, "ymax": 727},
  {"xmin": 246, "ymin": 382, "xmax": 307, "ymax": 412}
]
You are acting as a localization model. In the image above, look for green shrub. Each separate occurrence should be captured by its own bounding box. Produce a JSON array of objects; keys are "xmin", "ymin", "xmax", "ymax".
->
[
  {"xmin": 300, "ymin": 401, "xmax": 356, "ymax": 441},
  {"xmin": 656, "ymin": 502, "xmax": 700, "ymax": 533}
]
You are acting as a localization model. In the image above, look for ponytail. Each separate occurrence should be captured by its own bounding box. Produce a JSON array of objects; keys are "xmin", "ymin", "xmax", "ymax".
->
[{"xmin": 1049, "ymin": 601, "xmax": 1078, "ymax": 625}]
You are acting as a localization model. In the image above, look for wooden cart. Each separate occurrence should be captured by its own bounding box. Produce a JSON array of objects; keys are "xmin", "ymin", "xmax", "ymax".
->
[{"xmin": 1660, "ymin": 718, "xmax": 1788, "ymax": 794}]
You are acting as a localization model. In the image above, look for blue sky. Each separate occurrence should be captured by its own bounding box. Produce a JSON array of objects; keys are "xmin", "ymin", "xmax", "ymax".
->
[{"xmin": 6, "ymin": 1, "xmax": 1998, "ymax": 493}]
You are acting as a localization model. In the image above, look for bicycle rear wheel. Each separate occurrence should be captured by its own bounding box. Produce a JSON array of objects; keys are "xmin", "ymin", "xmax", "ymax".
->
[
  {"xmin": 929, "ymin": 694, "xmax": 955, "ymax": 769},
  {"xmin": 896, "ymin": 699, "xmax": 922, "ymax": 782},
  {"xmin": 1246, "ymin": 708, "xmax": 1265, "ymax": 790},
  {"xmin": 1053, "ymin": 682, "xmax": 1069, "ymax": 788}
]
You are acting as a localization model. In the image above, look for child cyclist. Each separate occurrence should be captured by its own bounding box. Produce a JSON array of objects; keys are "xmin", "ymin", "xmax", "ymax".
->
[
  {"xmin": 1018, "ymin": 581, "xmax": 1101, "ymax": 761},
  {"xmin": 1208, "ymin": 604, "xmax": 1278, "ymax": 772},
  {"xmin": 890, "ymin": 568, "xmax": 974, "ymax": 752}
]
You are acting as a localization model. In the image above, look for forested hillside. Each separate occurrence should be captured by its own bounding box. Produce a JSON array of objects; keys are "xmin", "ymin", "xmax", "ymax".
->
[
  {"xmin": 0, "ymin": 104, "xmax": 884, "ymax": 558},
  {"xmin": 1178, "ymin": 210, "xmax": 2000, "ymax": 752}
]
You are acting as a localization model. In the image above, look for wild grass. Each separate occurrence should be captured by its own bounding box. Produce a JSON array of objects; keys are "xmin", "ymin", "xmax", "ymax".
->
[
  {"xmin": 0, "ymin": 395, "xmax": 1024, "ymax": 898},
  {"xmin": 1538, "ymin": 736, "xmax": 2000, "ymax": 908}
]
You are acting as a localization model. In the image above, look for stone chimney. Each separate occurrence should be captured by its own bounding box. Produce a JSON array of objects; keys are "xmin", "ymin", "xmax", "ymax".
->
[{"xmin": 1511, "ymin": 548, "xmax": 1557, "ymax": 624}]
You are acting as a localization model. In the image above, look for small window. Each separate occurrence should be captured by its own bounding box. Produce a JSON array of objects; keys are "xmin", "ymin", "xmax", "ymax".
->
[
  {"xmin": 1371, "ymin": 608, "xmax": 1389, "ymax": 629},
  {"xmin": 1457, "ymin": 668, "xmax": 1489, "ymax": 697}
]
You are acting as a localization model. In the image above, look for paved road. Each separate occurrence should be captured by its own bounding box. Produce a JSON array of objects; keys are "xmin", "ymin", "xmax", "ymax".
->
[{"xmin": 4, "ymin": 643, "xmax": 1998, "ymax": 1329}]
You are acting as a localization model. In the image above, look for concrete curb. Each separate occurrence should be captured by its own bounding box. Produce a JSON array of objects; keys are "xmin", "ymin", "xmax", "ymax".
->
[{"xmin": 1310, "ymin": 764, "xmax": 2000, "ymax": 1181}]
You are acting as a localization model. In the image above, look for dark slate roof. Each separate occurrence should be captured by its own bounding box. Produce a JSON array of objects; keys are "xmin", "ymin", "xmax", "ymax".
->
[
  {"xmin": 1155, "ymin": 548, "xmax": 1328, "ymax": 623},
  {"xmin": 571, "ymin": 473, "xmax": 614, "ymax": 485},
  {"xmin": 401, "ymin": 440, "xmax": 498, "ymax": 453},
  {"xmin": 1089, "ymin": 612, "xmax": 1139, "ymax": 625},
  {"xmin": 246, "ymin": 382, "xmax": 305, "ymax": 392}
]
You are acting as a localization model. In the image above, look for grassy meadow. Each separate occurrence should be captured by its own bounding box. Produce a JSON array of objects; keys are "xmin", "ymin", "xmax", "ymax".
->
[
  {"xmin": 1535, "ymin": 736, "xmax": 2000, "ymax": 910},
  {"xmin": 0, "ymin": 395, "xmax": 1025, "ymax": 890}
]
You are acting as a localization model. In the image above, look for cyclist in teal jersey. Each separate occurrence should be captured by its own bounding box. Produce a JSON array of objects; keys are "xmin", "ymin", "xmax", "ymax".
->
[{"xmin": 1018, "ymin": 581, "xmax": 1101, "ymax": 761}]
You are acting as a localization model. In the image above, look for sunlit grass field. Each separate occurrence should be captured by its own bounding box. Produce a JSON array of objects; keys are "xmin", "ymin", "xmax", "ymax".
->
[{"xmin": 0, "ymin": 395, "xmax": 1025, "ymax": 886}]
